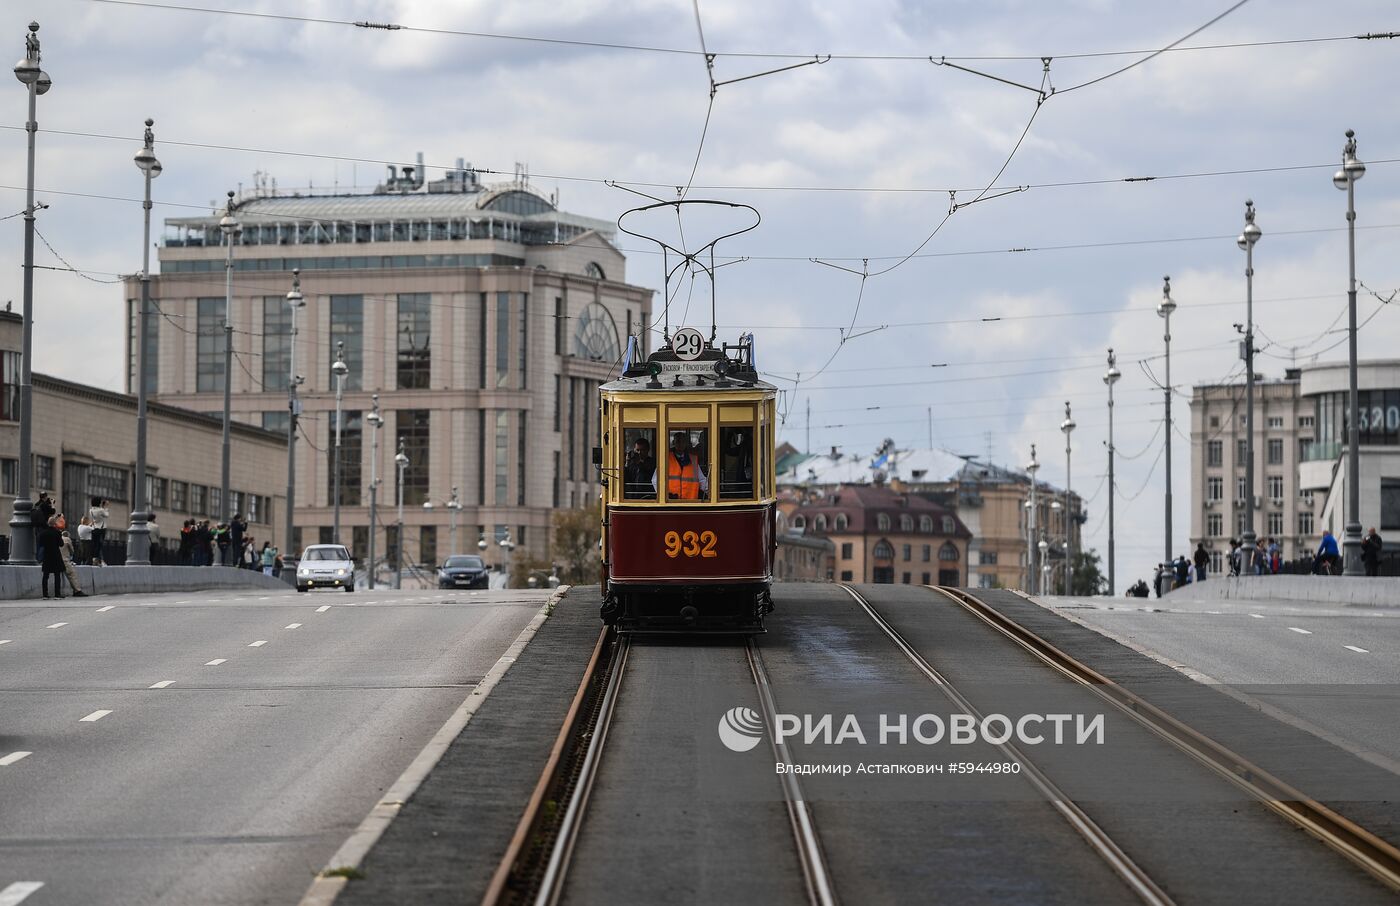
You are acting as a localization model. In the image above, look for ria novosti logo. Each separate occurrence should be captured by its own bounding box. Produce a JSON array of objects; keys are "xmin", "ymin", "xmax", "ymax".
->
[{"xmin": 717, "ymin": 706, "xmax": 765, "ymax": 752}]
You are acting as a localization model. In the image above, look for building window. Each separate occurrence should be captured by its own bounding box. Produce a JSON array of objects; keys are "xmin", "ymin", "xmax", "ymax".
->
[
  {"xmin": 924, "ymin": 572, "xmax": 933, "ymax": 585},
  {"xmin": 1236, "ymin": 439, "xmax": 1247, "ymax": 465},
  {"xmin": 128, "ymin": 301, "xmax": 159, "ymax": 396},
  {"xmin": 0, "ymin": 350, "xmax": 18, "ymax": 421},
  {"xmin": 941, "ymin": 516, "xmax": 956, "ymax": 534},
  {"xmin": 922, "ymin": 544, "xmax": 930, "ymax": 562},
  {"xmin": 1207, "ymin": 513, "xmax": 1223, "ymax": 536},
  {"xmin": 554, "ymin": 296, "xmax": 565, "ymax": 355},
  {"xmin": 1236, "ymin": 512, "xmax": 1247, "ymax": 535},
  {"xmin": 170, "ymin": 480, "xmax": 188, "ymax": 513},
  {"xmin": 147, "ymin": 476, "xmax": 168, "ymax": 510},
  {"xmin": 918, "ymin": 514, "xmax": 932, "ymax": 532},
  {"xmin": 196, "ymin": 297, "xmax": 226, "ymax": 392},
  {"xmin": 553, "ymin": 375, "xmax": 562, "ymax": 431},
  {"xmin": 814, "ymin": 514, "xmax": 827, "ymax": 532},
  {"xmin": 1298, "ymin": 512, "xmax": 1314, "ymax": 535},
  {"xmin": 793, "ymin": 515, "xmax": 806, "ymax": 530},
  {"xmin": 352, "ymin": 525, "xmax": 368, "ymax": 562},
  {"xmin": 902, "ymin": 544, "xmax": 911, "ymax": 561},
  {"xmin": 330, "ymin": 295, "xmax": 364, "ymax": 390},
  {"xmin": 938, "ymin": 542, "xmax": 959, "ymax": 561},
  {"xmin": 1267, "ymin": 416, "xmax": 1284, "ymax": 429},
  {"xmin": 518, "ymin": 294, "xmax": 528, "ymax": 388},
  {"xmin": 1267, "ymin": 438, "xmax": 1283, "ymax": 465},
  {"xmin": 979, "ymin": 550, "xmax": 998, "ymax": 565},
  {"xmin": 87, "ymin": 463, "xmax": 128, "ymax": 503},
  {"xmin": 876, "ymin": 513, "xmax": 891, "ymax": 531},
  {"xmin": 263, "ymin": 411, "xmax": 289, "ymax": 434},
  {"xmin": 1236, "ymin": 476, "xmax": 1247, "ymax": 501},
  {"xmin": 33, "ymin": 455, "xmax": 54, "ymax": 492},
  {"xmin": 191, "ymin": 484, "xmax": 207, "ymax": 515},
  {"xmin": 552, "ymin": 451, "xmax": 561, "ymax": 507},
  {"xmin": 1266, "ymin": 475, "xmax": 1284, "ymax": 499},
  {"xmin": 1207, "ymin": 440, "xmax": 1222, "ymax": 467},
  {"xmin": 573, "ymin": 302, "xmax": 619, "ymax": 362},
  {"xmin": 840, "ymin": 570, "xmax": 853, "ymax": 581},
  {"xmin": 1207, "ymin": 477, "xmax": 1223, "ymax": 501},
  {"xmin": 1267, "ymin": 512, "xmax": 1284, "ymax": 535},
  {"xmin": 841, "ymin": 542, "xmax": 853, "ymax": 559},
  {"xmin": 1298, "ymin": 415, "xmax": 1315, "ymax": 428},
  {"xmin": 397, "ymin": 293, "xmax": 431, "ymax": 389},
  {"xmin": 496, "ymin": 292, "xmax": 511, "ymax": 387},
  {"xmin": 873, "ymin": 540, "xmax": 894, "ymax": 559},
  {"xmin": 421, "ymin": 525, "xmax": 437, "ymax": 570},
  {"xmin": 1210, "ymin": 550, "xmax": 1223, "ymax": 573},
  {"xmin": 902, "ymin": 572, "xmax": 911, "ymax": 584},
  {"xmin": 899, "ymin": 514, "xmax": 913, "ymax": 532},
  {"xmin": 1299, "ymin": 438, "xmax": 1314, "ymax": 460},
  {"xmin": 1382, "ymin": 479, "xmax": 1400, "ymax": 532},
  {"xmin": 586, "ymin": 261, "xmax": 606, "ymax": 280},
  {"xmin": 397, "ymin": 409, "xmax": 430, "ymax": 506},
  {"xmin": 328, "ymin": 411, "xmax": 362, "ymax": 507},
  {"xmin": 518, "ymin": 412, "xmax": 527, "ymax": 505},
  {"xmin": 495, "ymin": 411, "xmax": 509, "ymax": 504},
  {"xmin": 262, "ymin": 296, "xmax": 291, "ymax": 391},
  {"xmin": 210, "ymin": 487, "xmax": 222, "ymax": 517},
  {"xmin": 835, "ymin": 514, "xmax": 848, "ymax": 531},
  {"xmin": 478, "ymin": 294, "xmax": 488, "ymax": 388},
  {"xmin": 1210, "ymin": 415, "xmax": 1220, "ymax": 428}
]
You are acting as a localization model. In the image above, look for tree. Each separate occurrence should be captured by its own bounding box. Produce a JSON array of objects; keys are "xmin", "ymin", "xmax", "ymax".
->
[
  {"xmin": 1053, "ymin": 548, "xmax": 1107, "ymax": 596},
  {"xmin": 552, "ymin": 507, "xmax": 600, "ymax": 585}
]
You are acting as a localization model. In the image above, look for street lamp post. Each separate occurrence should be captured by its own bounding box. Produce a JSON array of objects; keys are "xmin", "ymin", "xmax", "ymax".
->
[
  {"xmin": 1335, "ymin": 131, "xmax": 1366, "ymax": 575},
  {"xmin": 365, "ymin": 395, "xmax": 382, "ymax": 589},
  {"xmin": 1026, "ymin": 445, "xmax": 1039, "ymax": 594},
  {"xmin": 331, "ymin": 341, "xmax": 348, "ymax": 541},
  {"xmin": 219, "ymin": 190, "xmax": 238, "ymax": 533},
  {"xmin": 284, "ymin": 269, "xmax": 305, "ymax": 559},
  {"xmin": 421, "ymin": 487, "xmax": 460, "ymax": 562},
  {"xmin": 394, "ymin": 440, "xmax": 408, "ymax": 589},
  {"xmin": 1158, "ymin": 276, "xmax": 1177, "ymax": 568},
  {"xmin": 1237, "ymin": 203, "xmax": 1263, "ymax": 572},
  {"xmin": 8, "ymin": 22, "xmax": 50, "ymax": 564},
  {"xmin": 1061, "ymin": 401, "xmax": 1076, "ymax": 595},
  {"xmin": 1104, "ymin": 349, "xmax": 1121, "ymax": 596},
  {"xmin": 499, "ymin": 530, "xmax": 515, "ymax": 589},
  {"xmin": 126, "ymin": 118, "xmax": 161, "ymax": 565}
]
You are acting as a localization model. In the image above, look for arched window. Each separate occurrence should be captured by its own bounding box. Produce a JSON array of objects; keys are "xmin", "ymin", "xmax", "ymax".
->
[
  {"xmin": 942, "ymin": 516, "xmax": 956, "ymax": 534},
  {"xmin": 939, "ymin": 542, "xmax": 959, "ymax": 561},
  {"xmin": 793, "ymin": 514, "xmax": 806, "ymax": 531},
  {"xmin": 876, "ymin": 513, "xmax": 891, "ymax": 531},
  {"xmin": 481, "ymin": 189, "xmax": 555, "ymax": 216},
  {"xmin": 572, "ymin": 302, "xmax": 619, "ymax": 362},
  {"xmin": 919, "ymin": 515, "xmax": 933, "ymax": 533},
  {"xmin": 834, "ymin": 513, "xmax": 849, "ymax": 531},
  {"xmin": 899, "ymin": 514, "xmax": 913, "ymax": 532},
  {"xmin": 585, "ymin": 261, "xmax": 606, "ymax": 280},
  {"xmin": 814, "ymin": 514, "xmax": 827, "ymax": 531},
  {"xmin": 873, "ymin": 540, "xmax": 895, "ymax": 559}
]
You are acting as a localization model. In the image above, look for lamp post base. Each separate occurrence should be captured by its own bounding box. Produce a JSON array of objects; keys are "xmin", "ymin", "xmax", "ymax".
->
[
  {"xmin": 1240, "ymin": 529, "xmax": 1257, "ymax": 576},
  {"xmin": 1342, "ymin": 522, "xmax": 1364, "ymax": 576},
  {"xmin": 8, "ymin": 500, "xmax": 35, "ymax": 564},
  {"xmin": 126, "ymin": 513, "xmax": 152, "ymax": 565}
]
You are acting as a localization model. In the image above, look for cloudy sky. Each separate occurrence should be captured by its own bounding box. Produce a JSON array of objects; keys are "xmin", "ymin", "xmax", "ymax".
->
[{"xmin": 5, "ymin": 0, "xmax": 1399, "ymax": 587}]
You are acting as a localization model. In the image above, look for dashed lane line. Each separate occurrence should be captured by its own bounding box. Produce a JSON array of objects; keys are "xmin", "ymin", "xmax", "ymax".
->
[
  {"xmin": 0, "ymin": 752, "xmax": 33, "ymax": 767},
  {"xmin": 79, "ymin": 710, "xmax": 112, "ymax": 723},
  {"xmin": 285, "ymin": 623, "xmax": 302, "ymax": 629},
  {"xmin": 315, "ymin": 605, "xmax": 330, "ymax": 613},
  {"xmin": 0, "ymin": 640, "xmax": 10, "ymax": 646},
  {"xmin": 248, "ymin": 640, "xmax": 268, "ymax": 648},
  {"xmin": 45, "ymin": 623, "xmax": 67, "ymax": 629},
  {"xmin": 1249, "ymin": 613, "xmax": 1265, "ymax": 619},
  {"xmin": 1345, "ymin": 645, "xmax": 1370, "ymax": 653},
  {"xmin": 96, "ymin": 605, "xmax": 114, "ymax": 612},
  {"xmin": 1289, "ymin": 627, "xmax": 1313, "ymax": 635},
  {"xmin": 149, "ymin": 681, "xmax": 175, "ymax": 689},
  {"xmin": 204, "ymin": 659, "xmax": 227, "ymax": 666},
  {"xmin": 0, "ymin": 882, "xmax": 44, "ymax": 905}
]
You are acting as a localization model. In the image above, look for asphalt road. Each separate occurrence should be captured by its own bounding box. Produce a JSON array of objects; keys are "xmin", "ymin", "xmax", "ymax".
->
[
  {"xmin": 0, "ymin": 586, "xmax": 546, "ymax": 906},
  {"xmin": 1040, "ymin": 591, "xmax": 1400, "ymax": 765}
]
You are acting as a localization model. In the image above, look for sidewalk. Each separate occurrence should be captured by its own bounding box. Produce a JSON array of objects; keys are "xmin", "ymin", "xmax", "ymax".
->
[{"xmin": 0, "ymin": 564, "xmax": 287, "ymax": 599}]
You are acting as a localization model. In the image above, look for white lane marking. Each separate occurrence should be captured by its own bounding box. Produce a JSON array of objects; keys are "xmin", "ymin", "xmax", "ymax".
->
[
  {"xmin": 1345, "ymin": 645, "xmax": 1370, "ymax": 653},
  {"xmin": 149, "ymin": 680, "xmax": 175, "ymax": 689},
  {"xmin": 79, "ymin": 710, "xmax": 113, "ymax": 722},
  {"xmin": 1205, "ymin": 610, "xmax": 1222, "ymax": 614},
  {"xmin": 45, "ymin": 622, "xmax": 67, "ymax": 629},
  {"xmin": 1289, "ymin": 627, "xmax": 1313, "ymax": 635},
  {"xmin": 285, "ymin": 623, "xmax": 302, "ymax": 629},
  {"xmin": 0, "ymin": 882, "xmax": 44, "ymax": 904},
  {"xmin": 258, "ymin": 597, "xmax": 270, "ymax": 601},
  {"xmin": 315, "ymin": 605, "xmax": 330, "ymax": 613},
  {"xmin": 175, "ymin": 600, "xmax": 192, "ymax": 605},
  {"xmin": 0, "ymin": 752, "xmax": 33, "ymax": 767},
  {"xmin": 96, "ymin": 605, "xmax": 114, "ymax": 612},
  {"xmin": 204, "ymin": 658, "xmax": 227, "ymax": 666},
  {"xmin": 0, "ymin": 640, "xmax": 10, "ymax": 645},
  {"xmin": 248, "ymin": 640, "xmax": 268, "ymax": 647}
]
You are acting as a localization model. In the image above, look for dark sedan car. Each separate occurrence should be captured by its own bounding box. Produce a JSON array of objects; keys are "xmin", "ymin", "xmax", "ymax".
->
[{"xmin": 438, "ymin": 555, "xmax": 490, "ymax": 589}]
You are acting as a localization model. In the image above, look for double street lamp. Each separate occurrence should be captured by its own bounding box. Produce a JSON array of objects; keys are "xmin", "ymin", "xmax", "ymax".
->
[
  {"xmin": 126, "ymin": 118, "xmax": 161, "ymax": 564},
  {"xmin": 7, "ymin": 22, "xmax": 51, "ymax": 564},
  {"xmin": 219, "ymin": 191, "xmax": 238, "ymax": 529},
  {"xmin": 1237, "ymin": 203, "xmax": 1263, "ymax": 571},
  {"xmin": 1025, "ymin": 445, "xmax": 1039, "ymax": 594},
  {"xmin": 1104, "ymin": 349, "xmax": 1121, "ymax": 596},
  {"xmin": 394, "ymin": 440, "xmax": 409, "ymax": 589},
  {"xmin": 331, "ymin": 342, "xmax": 349, "ymax": 541},
  {"xmin": 365, "ymin": 396, "xmax": 383, "ymax": 588},
  {"xmin": 422, "ymin": 486, "xmax": 461, "ymax": 557},
  {"xmin": 284, "ymin": 270, "xmax": 305, "ymax": 559},
  {"xmin": 1158, "ymin": 276, "xmax": 1177, "ymax": 568},
  {"xmin": 1334, "ymin": 130, "xmax": 1366, "ymax": 575},
  {"xmin": 1061, "ymin": 401, "xmax": 1076, "ymax": 595}
]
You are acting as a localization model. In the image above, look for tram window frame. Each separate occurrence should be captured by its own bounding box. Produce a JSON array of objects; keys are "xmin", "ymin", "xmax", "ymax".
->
[
  {"xmin": 718, "ymin": 404, "xmax": 756, "ymax": 501},
  {"xmin": 621, "ymin": 426, "xmax": 658, "ymax": 501},
  {"xmin": 661, "ymin": 405, "xmax": 712, "ymax": 504}
]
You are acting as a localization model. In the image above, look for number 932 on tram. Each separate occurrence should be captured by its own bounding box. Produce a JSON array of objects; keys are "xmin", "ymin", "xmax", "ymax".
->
[{"xmin": 596, "ymin": 329, "xmax": 776, "ymax": 633}]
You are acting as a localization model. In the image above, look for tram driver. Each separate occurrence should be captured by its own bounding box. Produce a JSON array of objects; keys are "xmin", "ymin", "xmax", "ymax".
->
[{"xmin": 653, "ymin": 430, "xmax": 709, "ymax": 499}]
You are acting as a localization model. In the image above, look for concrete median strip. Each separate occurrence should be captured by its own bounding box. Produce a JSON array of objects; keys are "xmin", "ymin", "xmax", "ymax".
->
[{"xmin": 297, "ymin": 586, "xmax": 570, "ymax": 906}]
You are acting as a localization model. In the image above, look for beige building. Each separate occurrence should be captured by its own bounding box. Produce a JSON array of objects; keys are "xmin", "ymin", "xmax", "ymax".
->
[
  {"xmin": 0, "ymin": 311, "xmax": 287, "ymax": 559},
  {"xmin": 124, "ymin": 162, "xmax": 652, "ymax": 572}
]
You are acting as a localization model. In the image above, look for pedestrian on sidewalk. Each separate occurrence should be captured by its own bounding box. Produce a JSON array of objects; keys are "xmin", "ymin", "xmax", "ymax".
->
[
  {"xmin": 193, "ymin": 520, "xmax": 212, "ymax": 566},
  {"xmin": 1193, "ymin": 542, "xmax": 1209, "ymax": 582},
  {"xmin": 76, "ymin": 516, "xmax": 93, "ymax": 565},
  {"xmin": 58, "ymin": 528, "xmax": 87, "ymax": 597},
  {"xmin": 229, "ymin": 514, "xmax": 247, "ymax": 566},
  {"xmin": 88, "ymin": 497, "xmax": 110, "ymax": 566},
  {"xmin": 214, "ymin": 522, "xmax": 231, "ymax": 566},
  {"xmin": 260, "ymin": 542, "xmax": 277, "ymax": 577},
  {"xmin": 1362, "ymin": 527, "xmax": 1384, "ymax": 577},
  {"xmin": 39, "ymin": 516, "xmax": 65, "ymax": 599},
  {"xmin": 1266, "ymin": 537, "xmax": 1281, "ymax": 574},
  {"xmin": 31, "ymin": 492, "xmax": 52, "ymax": 563}
]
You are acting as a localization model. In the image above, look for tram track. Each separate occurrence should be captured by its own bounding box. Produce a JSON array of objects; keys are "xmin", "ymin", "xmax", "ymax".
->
[{"xmin": 862, "ymin": 582, "xmax": 1400, "ymax": 895}]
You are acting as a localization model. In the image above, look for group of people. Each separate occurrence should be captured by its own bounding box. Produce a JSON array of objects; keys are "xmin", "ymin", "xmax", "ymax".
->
[
  {"xmin": 33, "ymin": 493, "xmax": 113, "ymax": 598},
  {"xmin": 1140, "ymin": 527, "xmax": 1388, "ymax": 596},
  {"xmin": 176, "ymin": 515, "xmax": 251, "ymax": 567}
]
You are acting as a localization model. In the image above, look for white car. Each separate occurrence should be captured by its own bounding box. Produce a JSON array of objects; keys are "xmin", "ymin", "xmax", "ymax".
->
[{"xmin": 296, "ymin": 544, "xmax": 355, "ymax": 593}]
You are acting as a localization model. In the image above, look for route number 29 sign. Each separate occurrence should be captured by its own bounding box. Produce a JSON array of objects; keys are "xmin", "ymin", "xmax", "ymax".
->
[{"xmin": 672, "ymin": 327, "xmax": 705, "ymax": 360}]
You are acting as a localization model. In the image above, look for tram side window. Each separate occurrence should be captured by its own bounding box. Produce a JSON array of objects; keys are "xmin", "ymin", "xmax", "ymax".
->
[
  {"xmin": 719, "ymin": 426, "xmax": 754, "ymax": 499},
  {"xmin": 622, "ymin": 427, "xmax": 657, "ymax": 500},
  {"xmin": 662, "ymin": 428, "xmax": 710, "ymax": 501}
]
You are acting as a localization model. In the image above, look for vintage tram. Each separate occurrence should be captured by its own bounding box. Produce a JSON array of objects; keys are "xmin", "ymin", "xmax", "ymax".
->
[{"xmin": 597, "ymin": 330, "xmax": 777, "ymax": 632}]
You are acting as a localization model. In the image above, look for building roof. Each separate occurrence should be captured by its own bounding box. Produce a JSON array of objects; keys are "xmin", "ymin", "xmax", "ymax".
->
[{"xmin": 792, "ymin": 484, "xmax": 971, "ymax": 538}]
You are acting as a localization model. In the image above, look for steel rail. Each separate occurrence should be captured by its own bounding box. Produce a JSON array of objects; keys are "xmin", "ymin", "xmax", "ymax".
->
[
  {"xmin": 840, "ymin": 585, "xmax": 1173, "ymax": 906},
  {"xmin": 746, "ymin": 639, "xmax": 839, "ymax": 906},
  {"xmin": 943, "ymin": 586, "xmax": 1400, "ymax": 892}
]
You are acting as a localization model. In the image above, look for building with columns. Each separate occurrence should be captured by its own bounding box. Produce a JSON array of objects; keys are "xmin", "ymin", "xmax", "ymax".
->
[{"xmin": 123, "ymin": 161, "xmax": 652, "ymax": 575}]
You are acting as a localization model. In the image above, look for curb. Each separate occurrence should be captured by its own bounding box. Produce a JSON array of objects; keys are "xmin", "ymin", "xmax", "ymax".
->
[{"xmin": 298, "ymin": 585, "xmax": 571, "ymax": 906}]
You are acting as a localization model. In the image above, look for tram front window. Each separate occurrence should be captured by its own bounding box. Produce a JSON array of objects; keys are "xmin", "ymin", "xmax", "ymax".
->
[
  {"xmin": 622, "ymin": 428, "xmax": 657, "ymax": 500},
  {"xmin": 661, "ymin": 428, "xmax": 709, "ymax": 501},
  {"xmin": 719, "ymin": 426, "xmax": 754, "ymax": 499}
]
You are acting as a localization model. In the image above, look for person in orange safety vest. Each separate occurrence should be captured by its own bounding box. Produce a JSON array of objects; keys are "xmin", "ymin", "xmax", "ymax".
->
[{"xmin": 652, "ymin": 431, "xmax": 709, "ymax": 499}]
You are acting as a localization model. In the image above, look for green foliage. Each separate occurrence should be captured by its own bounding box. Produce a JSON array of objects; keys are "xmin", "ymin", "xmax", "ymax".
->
[
  {"xmin": 552, "ymin": 507, "xmax": 600, "ymax": 585},
  {"xmin": 1053, "ymin": 549, "xmax": 1108, "ymax": 596}
]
